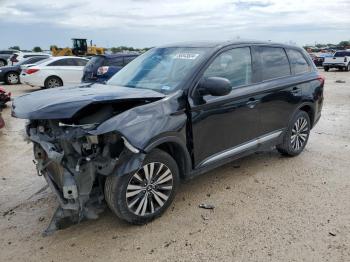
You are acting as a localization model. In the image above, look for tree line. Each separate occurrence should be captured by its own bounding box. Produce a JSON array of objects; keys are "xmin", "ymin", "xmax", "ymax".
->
[
  {"xmin": 303, "ymin": 40, "xmax": 350, "ymax": 50},
  {"xmin": 8, "ymin": 45, "xmax": 151, "ymax": 53}
]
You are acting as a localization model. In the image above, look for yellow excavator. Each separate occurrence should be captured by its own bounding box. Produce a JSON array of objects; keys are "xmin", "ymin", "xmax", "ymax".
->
[{"xmin": 51, "ymin": 39, "xmax": 105, "ymax": 56}]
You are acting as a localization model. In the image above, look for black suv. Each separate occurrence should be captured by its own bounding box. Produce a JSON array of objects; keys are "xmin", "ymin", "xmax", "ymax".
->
[
  {"xmin": 81, "ymin": 53, "xmax": 139, "ymax": 83},
  {"xmin": 12, "ymin": 41, "xmax": 324, "ymax": 234}
]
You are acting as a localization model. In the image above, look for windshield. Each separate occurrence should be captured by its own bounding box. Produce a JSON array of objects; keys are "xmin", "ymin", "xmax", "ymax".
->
[{"xmin": 107, "ymin": 47, "xmax": 209, "ymax": 93}]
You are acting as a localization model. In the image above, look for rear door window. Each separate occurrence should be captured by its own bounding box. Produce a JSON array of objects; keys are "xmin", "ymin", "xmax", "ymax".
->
[
  {"xmin": 48, "ymin": 58, "xmax": 76, "ymax": 66},
  {"xmin": 74, "ymin": 58, "xmax": 88, "ymax": 66},
  {"xmin": 286, "ymin": 49, "xmax": 310, "ymax": 75},
  {"xmin": 258, "ymin": 47, "xmax": 291, "ymax": 81},
  {"xmin": 203, "ymin": 47, "xmax": 252, "ymax": 88}
]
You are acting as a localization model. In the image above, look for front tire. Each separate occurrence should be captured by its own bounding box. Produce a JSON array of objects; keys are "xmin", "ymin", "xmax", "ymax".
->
[
  {"xmin": 105, "ymin": 149, "xmax": 180, "ymax": 224},
  {"xmin": 277, "ymin": 111, "xmax": 311, "ymax": 157},
  {"xmin": 324, "ymin": 66, "xmax": 329, "ymax": 72},
  {"xmin": 5, "ymin": 72, "xmax": 19, "ymax": 85},
  {"xmin": 44, "ymin": 76, "xmax": 63, "ymax": 88}
]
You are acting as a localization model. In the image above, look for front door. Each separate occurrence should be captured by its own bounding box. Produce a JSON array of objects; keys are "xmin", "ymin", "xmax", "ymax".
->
[{"xmin": 188, "ymin": 47, "xmax": 261, "ymax": 167}]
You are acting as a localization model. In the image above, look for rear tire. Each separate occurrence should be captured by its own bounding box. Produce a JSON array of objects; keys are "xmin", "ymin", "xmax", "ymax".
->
[
  {"xmin": 277, "ymin": 111, "xmax": 311, "ymax": 157},
  {"xmin": 44, "ymin": 76, "xmax": 63, "ymax": 88},
  {"xmin": 5, "ymin": 72, "xmax": 19, "ymax": 85},
  {"xmin": 324, "ymin": 66, "xmax": 329, "ymax": 72},
  {"xmin": 105, "ymin": 149, "xmax": 180, "ymax": 224}
]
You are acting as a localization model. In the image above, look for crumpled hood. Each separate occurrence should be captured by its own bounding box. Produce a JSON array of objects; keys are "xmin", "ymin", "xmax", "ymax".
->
[{"xmin": 12, "ymin": 83, "xmax": 165, "ymax": 119}]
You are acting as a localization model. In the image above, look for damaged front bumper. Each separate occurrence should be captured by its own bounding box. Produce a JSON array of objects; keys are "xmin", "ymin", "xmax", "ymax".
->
[{"xmin": 27, "ymin": 120, "xmax": 145, "ymax": 236}]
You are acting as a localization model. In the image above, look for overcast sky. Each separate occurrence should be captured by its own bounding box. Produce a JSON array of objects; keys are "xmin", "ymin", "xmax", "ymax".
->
[{"xmin": 0, "ymin": 0, "xmax": 349, "ymax": 50}]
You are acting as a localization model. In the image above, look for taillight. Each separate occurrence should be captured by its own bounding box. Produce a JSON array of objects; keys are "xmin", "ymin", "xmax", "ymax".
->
[
  {"xmin": 25, "ymin": 68, "xmax": 39, "ymax": 74},
  {"xmin": 344, "ymin": 57, "xmax": 348, "ymax": 62},
  {"xmin": 317, "ymin": 75, "xmax": 325, "ymax": 85},
  {"xmin": 97, "ymin": 66, "xmax": 109, "ymax": 75}
]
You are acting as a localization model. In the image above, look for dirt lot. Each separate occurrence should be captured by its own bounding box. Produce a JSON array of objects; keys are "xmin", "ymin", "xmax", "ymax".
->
[{"xmin": 0, "ymin": 71, "xmax": 349, "ymax": 262}]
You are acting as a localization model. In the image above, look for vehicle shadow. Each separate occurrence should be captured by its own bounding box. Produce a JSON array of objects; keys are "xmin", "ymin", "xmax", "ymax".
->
[{"xmin": 70, "ymin": 149, "xmax": 284, "ymax": 232}]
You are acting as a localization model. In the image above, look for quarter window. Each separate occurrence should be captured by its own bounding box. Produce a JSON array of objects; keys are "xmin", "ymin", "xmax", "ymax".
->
[
  {"xmin": 203, "ymin": 47, "xmax": 252, "ymax": 88},
  {"xmin": 259, "ymin": 47, "xmax": 291, "ymax": 80},
  {"xmin": 74, "ymin": 58, "xmax": 88, "ymax": 66},
  {"xmin": 286, "ymin": 49, "xmax": 310, "ymax": 75}
]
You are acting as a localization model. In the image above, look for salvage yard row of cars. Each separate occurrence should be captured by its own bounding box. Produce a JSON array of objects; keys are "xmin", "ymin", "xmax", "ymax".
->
[
  {"xmin": 9, "ymin": 40, "xmax": 325, "ymax": 235},
  {"xmin": 0, "ymin": 50, "xmax": 139, "ymax": 87}
]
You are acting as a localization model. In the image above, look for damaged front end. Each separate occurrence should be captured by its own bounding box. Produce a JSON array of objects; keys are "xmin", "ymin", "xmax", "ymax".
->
[
  {"xmin": 12, "ymin": 84, "xmax": 186, "ymax": 235},
  {"xmin": 28, "ymin": 119, "xmax": 145, "ymax": 236}
]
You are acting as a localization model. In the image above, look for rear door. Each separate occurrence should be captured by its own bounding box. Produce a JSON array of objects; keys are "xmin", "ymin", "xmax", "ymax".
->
[{"xmin": 251, "ymin": 46, "xmax": 304, "ymax": 135}]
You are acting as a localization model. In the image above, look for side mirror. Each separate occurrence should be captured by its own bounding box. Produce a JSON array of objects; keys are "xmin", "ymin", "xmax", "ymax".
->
[{"xmin": 198, "ymin": 77, "xmax": 231, "ymax": 97}]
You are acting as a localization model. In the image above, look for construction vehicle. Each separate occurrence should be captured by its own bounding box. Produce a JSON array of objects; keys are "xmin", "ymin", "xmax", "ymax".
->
[{"xmin": 51, "ymin": 39, "xmax": 105, "ymax": 57}]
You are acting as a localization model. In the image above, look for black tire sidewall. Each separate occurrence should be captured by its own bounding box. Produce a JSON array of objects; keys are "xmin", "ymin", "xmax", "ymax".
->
[
  {"xmin": 278, "ymin": 110, "xmax": 311, "ymax": 156},
  {"xmin": 45, "ymin": 76, "xmax": 62, "ymax": 88},
  {"xmin": 5, "ymin": 72, "xmax": 19, "ymax": 85},
  {"xmin": 105, "ymin": 149, "xmax": 180, "ymax": 224}
]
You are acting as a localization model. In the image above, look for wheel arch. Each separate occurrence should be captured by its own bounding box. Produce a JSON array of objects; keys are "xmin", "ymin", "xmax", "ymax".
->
[
  {"xmin": 291, "ymin": 102, "xmax": 315, "ymax": 128},
  {"xmin": 144, "ymin": 135, "xmax": 192, "ymax": 179},
  {"xmin": 298, "ymin": 103, "xmax": 315, "ymax": 127},
  {"xmin": 0, "ymin": 59, "xmax": 7, "ymax": 66}
]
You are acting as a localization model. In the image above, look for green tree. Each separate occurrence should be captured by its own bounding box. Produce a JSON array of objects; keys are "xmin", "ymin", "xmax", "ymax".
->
[
  {"xmin": 338, "ymin": 41, "xmax": 350, "ymax": 48},
  {"xmin": 32, "ymin": 46, "xmax": 42, "ymax": 52},
  {"xmin": 9, "ymin": 46, "xmax": 20, "ymax": 51},
  {"xmin": 110, "ymin": 47, "xmax": 122, "ymax": 53}
]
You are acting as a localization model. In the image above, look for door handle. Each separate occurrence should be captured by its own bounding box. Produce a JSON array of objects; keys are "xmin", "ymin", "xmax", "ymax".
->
[{"xmin": 246, "ymin": 98, "xmax": 259, "ymax": 109}]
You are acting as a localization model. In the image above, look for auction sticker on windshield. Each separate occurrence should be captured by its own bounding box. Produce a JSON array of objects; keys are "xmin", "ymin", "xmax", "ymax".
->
[{"xmin": 174, "ymin": 53, "xmax": 199, "ymax": 60}]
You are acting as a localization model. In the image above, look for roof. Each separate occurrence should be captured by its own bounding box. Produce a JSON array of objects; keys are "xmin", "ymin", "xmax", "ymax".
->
[{"xmin": 158, "ymin": 40, "xmax": 303, "ymax": 50}]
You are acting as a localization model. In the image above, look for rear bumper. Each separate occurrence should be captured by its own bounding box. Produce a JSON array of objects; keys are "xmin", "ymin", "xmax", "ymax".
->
[
  {"xmin": 21, "ymin": 74, "xmax": 44, "ymax": 87},
  {"xmin": 323, "ymin": 63, "xmax": 347, "ymax": 68}
]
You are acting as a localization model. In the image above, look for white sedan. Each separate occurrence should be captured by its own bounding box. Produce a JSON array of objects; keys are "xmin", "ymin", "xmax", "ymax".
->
[{"xmin": 21, "ymin": 56, "xmax": 89, "ymax": 88}]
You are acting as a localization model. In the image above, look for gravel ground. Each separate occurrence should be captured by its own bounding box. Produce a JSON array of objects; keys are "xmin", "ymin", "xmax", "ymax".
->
[{"xmin": 0, "ymin": 70, "xmax": 349, "ymax": 262}]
